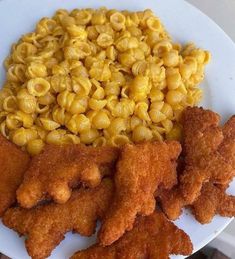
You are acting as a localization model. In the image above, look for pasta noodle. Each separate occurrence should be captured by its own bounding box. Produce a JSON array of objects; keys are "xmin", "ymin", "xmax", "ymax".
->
[
  {"xmin": 66, "ymin": 114, "xmax": 91, "ymax": 134},
  {"xmin": 0, "ymin": 7, "xmax": 210, "ymax": 155}
]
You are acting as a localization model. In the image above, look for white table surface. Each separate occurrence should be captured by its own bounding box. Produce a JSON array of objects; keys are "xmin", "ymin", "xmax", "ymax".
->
[{"xmin": 187, "ymin": 0, "xmax": 235, "ymax": 42}]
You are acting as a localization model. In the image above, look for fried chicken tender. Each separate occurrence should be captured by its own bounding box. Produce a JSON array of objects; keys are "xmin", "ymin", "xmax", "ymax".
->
[
  {"xmin": 3, "ymin": 179, "xmax": 113, "ymax": 259},
  {"xmin": 0, "ymin": 134, "xmax": 30, "ymax": 217},
  {"xmin": 192, "ymin": 182, "xmax": 235, "ymax": 224},
  {"xmin": 99, "ymin": 141, "xmax": 181, "ymax": 246},
  {"xmin": 159, "ymin": 107, "xmax": 235, "ymax": 220},
  {"xmin": 159, "ymin": 187, "xmax": 185, "ymax": 221},
  {"xmin": 71, "ymin": 211, "xmax": 193, "ymax": 259},
  {"xmin": 181, "ymin": 108, "xmax": 235, "ymax": 203},
  {"xmin": 17, "ymin": 144, "xmax": 119, "ymax": 208}
]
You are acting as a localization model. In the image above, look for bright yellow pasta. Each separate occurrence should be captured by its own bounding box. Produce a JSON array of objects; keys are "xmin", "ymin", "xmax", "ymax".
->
[
  {"xmin": 27, "ymin": 139, "xmax": 45, "ymax": 156},
  {"xmin": 57, "ymin": 90, "xmax": 88, "ymax": 114},
  {"xmin": 27, "ymin": 78, "xmax": 50, "ymax": 97},
  {"xmin": 0, "ymin": 7, "xmax": 210, "ymax": 154},
  {"xmin": 66, "ymin": 114, "xmax": 91, "ymax": 134},
  {"xmin": 17, "ymin": 88, "xmax": 37, "ymax": 114},
  {"xmin": 132, "ymin": 125, "xmax": 153, "ymax": 142}
]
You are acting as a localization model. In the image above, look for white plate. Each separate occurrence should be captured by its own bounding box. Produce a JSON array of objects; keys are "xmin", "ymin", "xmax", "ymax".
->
[{"xmin": 0, "ymin": 0, "xmax": 235, "ymax": 258}]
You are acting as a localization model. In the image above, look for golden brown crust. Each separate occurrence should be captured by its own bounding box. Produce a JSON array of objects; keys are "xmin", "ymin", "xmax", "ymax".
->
[
  {"xmin": 0, "ymin": 134, "xmax": 30, "ymax": 217},
  {"xmin": 192, "ymin": 182, "xmax": 235, "ymax": 224},
  {"xmin": 158, "ymin": 187, "xmax": 185, "ymax": 221},
  {"xmin": 99, "ymin": 141, "xmax": 181, "ymax": 246},
  {"xmin": 16, "ymin": 144, "xmax": 119, "ymax": 208},
  {"xmin": 159, "ymin": 107, "xmax": 235, "ymax": 221},
  {"xmin": 181, "ymin": 107, "xmax": 226, "ymax": 203},
  {"xmin": 71, "ymin": 211, "xmax": 193, "ymax": 259},
  {"xmin": 3, "ymin": 179, "xmax": 113, "ymax": 259}
]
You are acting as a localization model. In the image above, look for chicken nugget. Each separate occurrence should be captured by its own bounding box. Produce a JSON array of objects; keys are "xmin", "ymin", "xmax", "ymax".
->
[
  {"xmin": 158, "ymin": 187, "xmax": 186, "ymax": 221},
  {"xmin": 0, "ymin": 134, "xmax": 30, "ymax": 216},
  {"xmin": 218, "ymin": 115, "xmax": 235, "ymax": 168},
  {"xmin": 3, "ymin": 179, "xmax": 113, "ymax": 259},
  {"xmin": 180, "ymin": 107, "xmax": 226, "ymax": 203},
  {"xmin": 192, "ymin": 182, "xmax": 235, "ymax": 224},
  {"xmin": 17, "ymin": 144, "xmax": 119, "ymax": 208},
  {"xmin": 159, "ymin": 108, "xmax": 235, "ymax": 220},
  {"xmin": 99, "ymin": 141, "xmax": 181, "ymax": 246},
  {"xmin": 71, "ymin": 211, "xmax": 193, "ymax": 259},
  {"xmin": 180, "ymin": 107, "xmax": 235, "ymax": 203}
]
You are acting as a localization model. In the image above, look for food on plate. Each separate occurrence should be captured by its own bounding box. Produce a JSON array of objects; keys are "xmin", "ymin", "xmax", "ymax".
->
[
  {"xmin": 0, "ymin": 134, "xmax": 30, "ymax": 217},
  {"xmin": 71, "ymin": 210, "xmax": 193, "ymax": 259},
  {"xmin": 181, "ymin": 107, "xmax": 235, "ymax": 202},
  {"xmin": 158, "ymin": 186, "xmax": 185, "ymax": 221},
  {"xmin": 219, "ymin": 114, "xmax": 235, "ymax": 168},
  {"xmin": 159, "ymin": 106, "xmax": 235, "ymax": 220},
  {"xmin": 192, "ymin": 182, "xmax": 235, "ymax": 224},
  {"xmin": 98, "ymin": 141, "xmax": 181, "ymax": 246},
  {"xmin": 1, "ymin": 3, "xmax": 235, "ymax": 259},
  {"xmin": 17, "ymin": 144, "xmax": 119, "ymax": 208},
  {"xmin": 0, "ymin": 8, "xmax": 210, "ymax": 155},
  {"xmin": 3, "ymin": 179, "xmax": 113, "ymax": 259},
  {"xmin": 1, "ymin": 105, "xmax": 235, "ymax": 258}
]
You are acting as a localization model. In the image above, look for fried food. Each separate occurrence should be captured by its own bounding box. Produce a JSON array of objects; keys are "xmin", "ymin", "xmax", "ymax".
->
[
  {"xmin": 218, "ymin": 115, "xmax": 235, "ymax": 168},
  {"xmin": 3, "ymin": 179, "xmax": 113, "ymax": 259},
  {"xmin": 181, "ymin": 107, "xmax": 226, "ymax": 203},
  {"xmin": 159, "ymin": 187, "xmax": 186, "ymax": 221},
  {"xmin": 159, "ymin": 107, "xmax": 235, "ymax": 220},
  {"xmin": 99, "ymin": 141, "xmax": 181, "ymax": 246},
  {"xmin": 0, "ymin": 134, "xmax": 30, "ymax": 217},
  {"xmin": 71, "ymin": 210, "xmax": 193, "ymax": 259},
  {"xmin": 192, "ymin": 182, "xmax": 235, "ymax": 224},
  {"xmin": 17, "ymin": 144, "xmax": 119, "ymax": 208}
]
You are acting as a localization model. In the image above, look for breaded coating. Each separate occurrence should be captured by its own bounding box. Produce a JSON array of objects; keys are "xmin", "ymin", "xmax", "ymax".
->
[
  {"xmin": 3, "ymin": 179, "xmax": 113, "ymax": 259},
  {"xmin": 71, "ymin": 211, "xmax": 193, "ymax": 259},
  {"xmin": 192, "ymin": 182, "xmax": 235, "ymax": 224},
  {"xmin": 99, "ymin": 141, "xmax": 181, "ymax": 246},
  {"xmin": 0, "ymin": 134, "xmax": 30, "ymax": 217},
  {"xmin": 159, "ymin": 107, "xmax": 235, "ymax": 220},
  {"xmin": 219, "ymin": 115, "xmax": 235, "ymax": 168},
  {"xmin": 159, "ymin": 187, "xmax": 186, "ymax": 221},
  {"xmin": 17, "ymin": 144, "xmax": 119, "ymax": 208},
  {"xmin": 180, "ymin": 107, "xmax": 227, "ymax": 203}
]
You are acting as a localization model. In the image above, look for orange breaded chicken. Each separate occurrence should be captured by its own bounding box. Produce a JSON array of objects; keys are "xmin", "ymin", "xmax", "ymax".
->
[
  {"xmin": 17, "ymin": 144, "xmax": 119, "ymax": 208},
  {"xmin": 159, "ymin": 107, "xmax": 235, "ymax": 221},
  {"xmin": 71, "ymin": 211, "xmax": 193, "ymax": 259},
  {"xmin": 0, "ymin": 134, "xmax": 30, "ymax": 217},
  {"xmin": 99, "ymin": 141, "xmax": 181, "ymax": 246},
  {"xmin": 3, "ymin": 179, "xmax": 113, "ymax": 259},
  {"xmin": 159, "ymin": 186, "xmax": 185, "ymax": 221},
  {"xmin": 192, "ymin": 182, "xmax": 235, "ymax": 224},
  {"xmin": 180, "ymin": 107, "xmax": 235, "ymax": 203}
]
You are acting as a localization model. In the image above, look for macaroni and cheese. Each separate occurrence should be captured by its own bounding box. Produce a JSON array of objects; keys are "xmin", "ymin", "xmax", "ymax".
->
[{"xmin": 0, "ymin": 8, "xmax": 210, "ymax": 155}]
